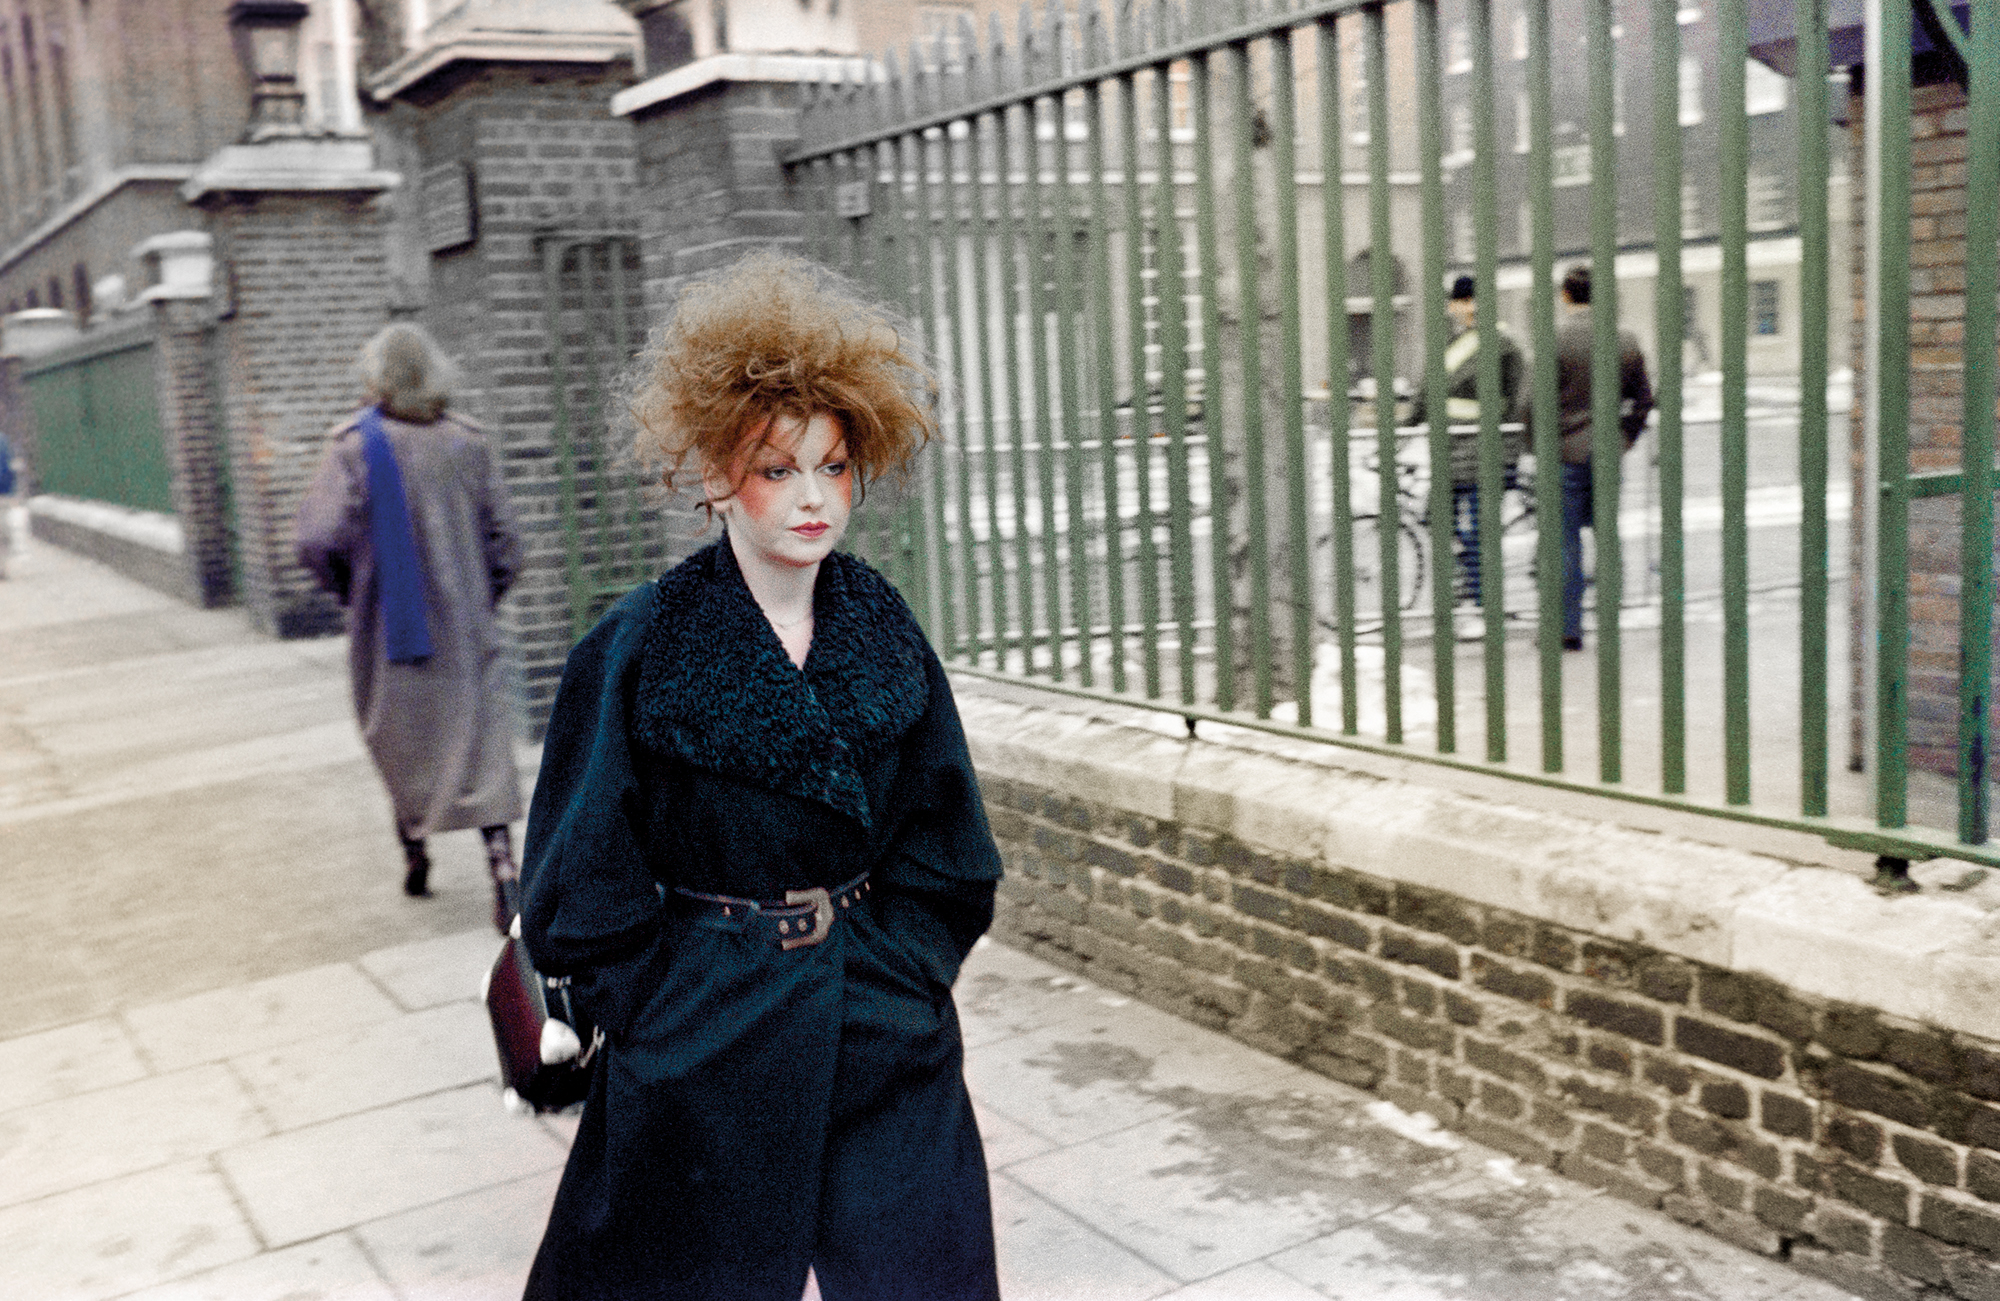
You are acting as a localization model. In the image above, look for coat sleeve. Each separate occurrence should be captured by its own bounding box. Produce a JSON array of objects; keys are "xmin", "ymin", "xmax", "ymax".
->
[
  {"xmin": 472, "ymin": 426, "xmax": 524, "ymax": 606},
  {"xmin": 520, "ymin": 589, "xmax": 666, "ymax": 1036},
  {"xmin": 1620, "ymin": 333, "xmax": 1656, "ymax": 445},
  {"xmin": 874, "ymin": 649, "xmax": 1004, "ymax": 989},
  {"xmin": 295, "ymin": 432, "xmax": 364, "ymax": 603}
]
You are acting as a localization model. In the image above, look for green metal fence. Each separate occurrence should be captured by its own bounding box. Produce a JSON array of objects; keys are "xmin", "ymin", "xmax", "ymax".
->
[
  {"xmin": 539, "ymin": 233, "xmax": 667, "ymax": 642},
  {"xmin": 783, "ymin": 0, "xmax": 2000, "ymax": 871},
  {"xmin": 21, "ymin": 322, "xmax": 173, "ymax": 514}
]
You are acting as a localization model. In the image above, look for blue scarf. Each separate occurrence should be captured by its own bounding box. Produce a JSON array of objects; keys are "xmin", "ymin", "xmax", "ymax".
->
[{"xmin": 359, "ymin": 406, "xmax": 434, "ymax": 664}]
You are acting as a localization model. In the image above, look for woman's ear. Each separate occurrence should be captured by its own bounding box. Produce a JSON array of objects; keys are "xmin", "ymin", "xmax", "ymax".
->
[{"xmin": 701, "ymin": 459, "xmax": 734, "ymax": 516}]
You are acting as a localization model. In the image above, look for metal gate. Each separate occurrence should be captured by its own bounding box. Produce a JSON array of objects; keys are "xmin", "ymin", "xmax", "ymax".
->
[
  {"xmin": 21, "ymin": 322, "xmax": 172, "ymax": 513},
  {"xmin": 539, "ymin": 234, "xmax": 664, "ymax": 641}
]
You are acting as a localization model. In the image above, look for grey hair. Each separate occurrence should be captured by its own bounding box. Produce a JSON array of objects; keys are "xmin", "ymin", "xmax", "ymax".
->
[{"xmin": 357, "ymin": 323, "xmax": 459, "ymax": 422}]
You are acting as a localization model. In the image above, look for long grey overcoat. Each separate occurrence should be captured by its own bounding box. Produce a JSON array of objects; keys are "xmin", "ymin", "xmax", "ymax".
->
[{"xmin": 296, "ymin": 409, "xmax": 524, "ymax": 839}]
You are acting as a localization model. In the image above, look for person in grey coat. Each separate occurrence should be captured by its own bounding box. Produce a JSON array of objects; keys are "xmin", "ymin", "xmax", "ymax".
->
[{"xmin": 296, "ymin": 323, "xmax": 526, "ymax": 930}]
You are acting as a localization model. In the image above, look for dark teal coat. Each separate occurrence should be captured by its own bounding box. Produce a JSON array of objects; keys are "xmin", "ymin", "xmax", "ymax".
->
[{"xmin": 519, "ymin": 540, "xmax": 1003, "ymax": 1301}]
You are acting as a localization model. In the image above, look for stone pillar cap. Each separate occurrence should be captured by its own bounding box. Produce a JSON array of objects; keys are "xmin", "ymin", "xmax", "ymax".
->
[
  {"xmin": 182, "ymin": 137, "xmax": 399, "ymax": 204},
  {"xmin": 134, "ymin": 231, "xmax": 216, "ymax": 303},
  {"xmin": 2, "ymin": 309, "xmax": 83, "ymax": 359}
]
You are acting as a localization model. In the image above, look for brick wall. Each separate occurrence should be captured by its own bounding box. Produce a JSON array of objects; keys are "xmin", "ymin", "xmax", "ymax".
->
[
  {"xmin": 149, "ymin": 298, "xmax": 233, "ymax": 607},
  {"xmin": 205, "ymin": 192, "xmax": 392, "ymax": 638},
  {"xmin": 1848, "ymin": 79, "xmax": 1999, "ymax": 781},
  {"xmin": 386, "ymin": 61, "xmax": 705, "ymax": 734},
  {"xmin": 983, "ymin": 765, "xmax": 2000, "ymax": 1300},
  {"xmin": 627, "ymin": 79, "xmax": 811, "ymax": 319}
]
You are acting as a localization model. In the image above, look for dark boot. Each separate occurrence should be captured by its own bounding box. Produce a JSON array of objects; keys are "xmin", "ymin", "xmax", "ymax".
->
[
  {"xmin": 400, "ymin": 836, "xmax": 432, "ymax": 897},
  {"xmin": 482, "ymin": 824, "xmax": 519, "ymax": 935}
]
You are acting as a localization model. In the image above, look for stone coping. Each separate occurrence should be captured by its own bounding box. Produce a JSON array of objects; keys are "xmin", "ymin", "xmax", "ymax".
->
[
  {"xmin": 29, "ymin": 495, "xmax": 182, "ymax": 554},
  {"xmin": 948, "ymin": 675, "xmax": 2000, "ymax": 1044},
  {"xmin": 610, "ymin": 53, "xmax": 876, "ymax": 118}
]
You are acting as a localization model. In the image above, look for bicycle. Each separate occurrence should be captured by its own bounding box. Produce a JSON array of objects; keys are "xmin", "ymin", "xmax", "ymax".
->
[{"xmin": 1325, "ymin": 421, "xmax": 1536, "ymax": 624}]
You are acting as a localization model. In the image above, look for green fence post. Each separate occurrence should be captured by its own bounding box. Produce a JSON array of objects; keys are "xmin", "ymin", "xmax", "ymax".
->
[
  {"xmin": 1796, "ymin": 0, "xmax": 1831, "ymax": 816},
  {"xmin": 1875, "ymin": 0, "xmax": 1913, "ymax": 829},
  {"xmin": 1653, "ymin": 0, "xmax": 1688, "ymax": 796},
  {"xmin": 1960, "ymin": 0, "xmax": 1998, "ymax": 842},
  {"xmin": 1415, "ymin": 0, "xmax": 1456, "ymax": 753},
  {"xmin": 1526, "ymin": 0, "xmax": 1562, "ymax": 773},
  {"xmin": 1318, "ymin": 14, "xmax": 1358, "ymax": 736},
  {"xmin": 1365, "ymin": 2, "xmax": 1402, "ymax": 743}
]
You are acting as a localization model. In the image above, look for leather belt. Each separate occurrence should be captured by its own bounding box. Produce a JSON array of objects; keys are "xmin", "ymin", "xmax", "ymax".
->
[{"xmin": 673, "ymin": 872, "xmax": 870, "ymax": 950}]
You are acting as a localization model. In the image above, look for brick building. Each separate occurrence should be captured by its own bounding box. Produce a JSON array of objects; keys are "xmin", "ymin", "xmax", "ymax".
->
[{"xmin": 0, "ymin": 0, "xmax": 366, "ymax": 320}]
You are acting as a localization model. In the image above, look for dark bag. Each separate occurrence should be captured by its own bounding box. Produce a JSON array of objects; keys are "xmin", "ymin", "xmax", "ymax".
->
[{"xmin": 483, "ymin": 919, "xmax": 600, "ymax": 1113}]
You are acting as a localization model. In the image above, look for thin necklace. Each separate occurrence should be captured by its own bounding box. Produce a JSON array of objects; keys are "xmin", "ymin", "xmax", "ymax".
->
[{"xmin": 767, "ymin": 608, "xmax": 813, "ymax": 632}]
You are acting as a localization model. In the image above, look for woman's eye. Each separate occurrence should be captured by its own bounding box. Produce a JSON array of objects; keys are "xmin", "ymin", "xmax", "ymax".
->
[
  {"xmin": 822, "ymin": 462, "xmax": 849, "ymax": 477},
  {"xmin": 760, "ymin": 466, "xmax": 792, "ymax": 481}
]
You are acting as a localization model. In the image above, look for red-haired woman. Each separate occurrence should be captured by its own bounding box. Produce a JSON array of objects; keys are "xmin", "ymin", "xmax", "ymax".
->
[{"xmin": 518, "ymin": 253, "xmax": 1003, "ymax": 1300}]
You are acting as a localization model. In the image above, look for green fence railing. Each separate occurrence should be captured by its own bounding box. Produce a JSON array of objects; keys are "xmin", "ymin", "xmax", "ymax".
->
[
  {"xmin": 784, "ymin": 0, "xmax": 2000, "ymax": 872},
  {"xmin": 538, "ymin": 233, "xmax": 668, "ymax": 642},
  {"xmin": 21, "ymin": 323, "xmax": 172, "ymax": 515}
]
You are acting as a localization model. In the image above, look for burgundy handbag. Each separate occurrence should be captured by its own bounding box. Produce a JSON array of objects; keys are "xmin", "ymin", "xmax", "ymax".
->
[{"xmin": 483, "ymin": 918, "xmax": 600, "ymax": 1113}]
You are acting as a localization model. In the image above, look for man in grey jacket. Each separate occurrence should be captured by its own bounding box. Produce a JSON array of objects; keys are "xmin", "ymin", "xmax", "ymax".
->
[{"xmin": 1553, "ymin": 264, "xmax": 1653, "ymax": 650}]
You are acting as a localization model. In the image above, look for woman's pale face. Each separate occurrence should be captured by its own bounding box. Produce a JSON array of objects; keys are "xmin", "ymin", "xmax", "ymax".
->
[{"xmin": 708, "ymin": 412, "xmax": 854, "ymax": 570}]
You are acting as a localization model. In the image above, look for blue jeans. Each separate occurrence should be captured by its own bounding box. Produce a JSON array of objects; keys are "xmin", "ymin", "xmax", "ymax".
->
[
  {"xmin": 1560, "ymin": 460, "xmax": 1595, "ymax": 640},
  {"xmin": 1451, "ymin": 483, "xmax": 1482, "ymax": 605}
]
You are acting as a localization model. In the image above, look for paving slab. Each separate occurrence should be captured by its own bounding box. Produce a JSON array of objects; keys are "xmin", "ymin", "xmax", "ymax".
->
[
  {"xmin": 228, "ymin": 1000, "xmax": 496, "ymax": 1131},
  {"xmin": 989, "ymin": 1171, "xmax": 1176, "ymax": 1301},
  {"xmin": 0, "ymin": 1063, "xmax": 268, "ymax": 1208},
  {"xmin": 124, "ymin": 962, "xmax": 404, "ymax": 1073},
  {"xmin": 0, "ymin": 1161, "xmax": 260, "ymax": 1301},
  {"xmin": 1156, "ymin": 1260, "xmax": 1330, "ymax": 1301},
  {"xmin": 964, "ymin": 990, "xmax": 1328, "ymax": 1150},
  {"xmin": 352, "ymin": 1169, "xmax": 561, "ymax": 1301},
  {"xmin": 358, "ymin": 930, "xmax": 503, "ymax": 1012},
  {"xmin": 115, "ymin": 1234, "xmax": 395, "ymax": 1301},
  {"xmin": 0, "ymin": 1015, "xmax": 146, "ymax": 1113},
  {"xmin": 218, "ymin": 1084, "xmax": 568, "ymax": 1247},
  {"xmin": 1005, "ymin": 1097, "xmax": 1469, "ymax": 1284}
]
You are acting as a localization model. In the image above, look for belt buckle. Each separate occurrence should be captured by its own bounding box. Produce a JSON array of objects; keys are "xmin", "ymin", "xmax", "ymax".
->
[{"xmin": 780, "ymin": 886, "xmax": 833, "ymax": 950}]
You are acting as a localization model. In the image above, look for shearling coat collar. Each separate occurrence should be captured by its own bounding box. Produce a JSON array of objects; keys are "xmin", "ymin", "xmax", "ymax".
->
[{"xmin": 631, "ymin": 538, "xmax": 930, "ymax": 828}]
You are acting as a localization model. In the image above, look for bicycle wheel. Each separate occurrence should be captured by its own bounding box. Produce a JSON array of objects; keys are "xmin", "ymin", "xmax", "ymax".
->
[{"xmin": 1350, "ymin": 513, "xmax": 1426, "ymax": 615}]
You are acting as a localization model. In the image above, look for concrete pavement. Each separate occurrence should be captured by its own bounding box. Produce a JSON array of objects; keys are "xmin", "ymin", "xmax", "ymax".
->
[{"xmin": 0, "ymin": 523, "xmax": 1867, "ymax": 1300}]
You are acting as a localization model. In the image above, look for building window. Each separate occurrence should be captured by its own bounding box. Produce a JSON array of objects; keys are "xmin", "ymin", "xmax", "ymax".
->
[
  {"xmin": 25, "ymin": 287, "xmax": 37, "ymax": 308},
  {"xmin": 1447, "ymin": 22, "xmax": 1472, "ymax": 74},
  {"xmin": 1514, "ymin": 91, "xmax": 1530, "ymax": 153},
  {"xmin": 1745, "ymin": 59, "xmax": 1788, "ymax": 115},
  {"xmin": 47, "ymin": 275, "xmax": 61, "ymax": 309},
  {"xmin": 1679, "ymin": 56, "xmax": 1703, "ymax": 125},
  {"xmin": 72, "ymin": 262, "xmax": 90, "ymax": 324},
  {"xmin": 1752, "ymin": 279, "xmax": 1780, "ymax": 335},
  {"xmin": 1511, "ymin": 9, "xmax": 1528, "ymax": 59},
  {"xmin": 49, "ymin": 38, "xmax": 75, "ymax": 195},
  {"xmin": 1447, "ymin": 101, "xmax": 1472, "ymax": 166},
  {"xmin": 1680, "ymin": 175, "xmax": 1702, "ymax": 235},
  {"xmin": 918, "ymin": 4, "xmax": 974, "ymax": 75}
]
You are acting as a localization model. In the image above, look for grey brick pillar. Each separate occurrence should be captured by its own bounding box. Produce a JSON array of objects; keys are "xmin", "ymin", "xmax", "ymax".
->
[
  {"xmin": 139, "ymin": 233, "xmax": 235, "ymax": 609},
  {"xmin": 183, "ymin": 140, "xmax": 399, "ymax": 638}
]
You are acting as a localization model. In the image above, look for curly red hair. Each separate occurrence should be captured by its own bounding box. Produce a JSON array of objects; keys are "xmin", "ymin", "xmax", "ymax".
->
[{"xmin": 632, "ymin": 251, "xmax": 937, "ymax": 499}]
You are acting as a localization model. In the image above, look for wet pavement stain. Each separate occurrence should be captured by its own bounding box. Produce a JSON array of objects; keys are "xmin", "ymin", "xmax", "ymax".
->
[
  {"xmin": 1306, "ymin": 1199, "xmax": 1741, "ymax": 1300},
  {"xmin": 1025, "ymin": 1032, "xmax": 1465, "ymax": 1223},
  {"xmin": 1029, "ymin": 1038, "xmax": 1157, "ymax": 1090},
  {"xmin": 1142, "ymin": 1086, "xmax": 1463, "ymax": 1208}
]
